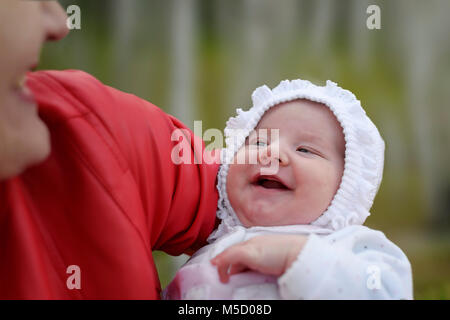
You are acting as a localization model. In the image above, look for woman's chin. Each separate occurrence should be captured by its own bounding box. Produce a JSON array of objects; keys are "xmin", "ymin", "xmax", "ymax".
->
[
  {"xmin": 13, "ymin": 118, "xmax": 51, "ymax": 177},
  {"xmin": 28, "ymin": 119, "xmax": 51, "ymax": 165}
]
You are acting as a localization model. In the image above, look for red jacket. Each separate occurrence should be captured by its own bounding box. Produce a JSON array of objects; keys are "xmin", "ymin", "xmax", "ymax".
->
[{"xmin": 0, "ymin": 70, "xmax": 219, "ymax": 299}]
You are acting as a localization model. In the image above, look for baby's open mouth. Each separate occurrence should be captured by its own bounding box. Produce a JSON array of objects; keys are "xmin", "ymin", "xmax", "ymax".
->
[{"xmin": 252, "ymin": 175, "xmax": 290, "ymax": 190}]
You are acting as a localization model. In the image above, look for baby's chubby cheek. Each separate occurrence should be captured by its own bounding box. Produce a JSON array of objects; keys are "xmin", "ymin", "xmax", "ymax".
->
[
  {"xmin": 225, "ymin": 162, "xmax": 247, "ymax": 214},
  {"xmin": 226, "ymin": 159, "xmax": 264, "ymax": 226},
  {"xmin": 302, "ymin": 164, "xmax": 341, "ymax": 204}
]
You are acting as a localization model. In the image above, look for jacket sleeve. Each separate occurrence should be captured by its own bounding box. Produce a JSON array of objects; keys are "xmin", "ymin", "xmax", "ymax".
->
[
  {"xmin": 28, "ymin": 69, "xmax": 220, "ymax": 256},
  {"xmin": 277, "ymin": 226, "xmax": 413, "ymax": 299}
]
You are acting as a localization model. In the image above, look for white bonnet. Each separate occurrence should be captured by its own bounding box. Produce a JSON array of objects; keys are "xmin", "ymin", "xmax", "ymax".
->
[{"xmin": 208, "ymin": 79, "xmax": 385, "ymax": 242}]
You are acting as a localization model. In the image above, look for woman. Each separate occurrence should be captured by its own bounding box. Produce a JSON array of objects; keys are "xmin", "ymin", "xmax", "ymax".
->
[{"xmin": 0, "ymin": 0, "xmax": 220, "ymax": 299}]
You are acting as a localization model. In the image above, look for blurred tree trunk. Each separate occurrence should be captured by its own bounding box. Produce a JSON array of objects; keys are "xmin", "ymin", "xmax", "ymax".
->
[
  {"xmin": 349, "ymin": 0, "xmax": 371, "ymax": 71},
  {"xmin": 112, "ymin": 0, "xmax": 137, "ymax": 91},
  {"xmin": 169, "ymin": 0, "xmax": 197, "ymax": 127},
  {"xmin": 310, "ymin": 0, "xmax": 336, "ymax": 56},
  {"xmin": 400, "ymin": 0, "xmax": 444, "ymax": 225}
]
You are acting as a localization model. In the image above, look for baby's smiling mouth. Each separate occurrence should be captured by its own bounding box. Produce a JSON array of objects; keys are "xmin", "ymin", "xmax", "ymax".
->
[{"xmin": 251, "ymin": 175, "xmax": 291, "ymax": 190}]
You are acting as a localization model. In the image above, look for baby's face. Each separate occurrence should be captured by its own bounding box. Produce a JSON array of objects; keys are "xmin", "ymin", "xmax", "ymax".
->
[{"xmin": 226, "ymin": 99, "xmax": 345, "ymax": 227}]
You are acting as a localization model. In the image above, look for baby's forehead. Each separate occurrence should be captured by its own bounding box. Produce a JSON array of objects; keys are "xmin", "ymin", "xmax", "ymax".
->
[
  {"xmin": 256, "ymin": 99, "xmax": 341, "ymax": 131},
  {"xmin": 253, "ymin": 99, "xmax": 345, "ymax": 153}
]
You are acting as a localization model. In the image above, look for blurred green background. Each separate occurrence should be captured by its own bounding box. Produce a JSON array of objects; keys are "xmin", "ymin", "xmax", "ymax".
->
[{"xmin": 41, "ymin": 0, "xmax": 450, "ymax": 299}]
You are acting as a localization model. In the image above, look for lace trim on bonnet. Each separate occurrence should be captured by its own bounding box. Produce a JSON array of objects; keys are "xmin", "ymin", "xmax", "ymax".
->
[{"xmin": 208, "ymin": 79, "xmax": 385, "ymax": 242}]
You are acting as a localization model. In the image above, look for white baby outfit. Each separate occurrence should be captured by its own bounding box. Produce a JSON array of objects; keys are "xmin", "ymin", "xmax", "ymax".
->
[{"xmin": 163, "ymin": 79, "xmax": 413, "ymax": 300}]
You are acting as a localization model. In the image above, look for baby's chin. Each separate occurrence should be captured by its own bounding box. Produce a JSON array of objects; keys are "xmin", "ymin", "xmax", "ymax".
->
[
  {"xmin": 239, "ymin": 219, "xmax": 312, "ymax": 228},
  {"xmin": 236, "ymin": 207, "xmax": 319, "ymax": 228}
]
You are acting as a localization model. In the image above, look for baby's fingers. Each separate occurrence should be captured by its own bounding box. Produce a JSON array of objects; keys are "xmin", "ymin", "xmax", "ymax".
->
[
  {"xmin": 213, "ymin": 263, "xmax": 247, "ymax": 283},
  {"xmin": 229, "ymin": 263, "xmax": 248, "ymax": 276},
  {"xmin": 215, "ymin": 262, "xmax": 231, "ymax": 283},
  {"xmin": 211, "ymin": 245, "xmax": 257, "ymax": 282}
]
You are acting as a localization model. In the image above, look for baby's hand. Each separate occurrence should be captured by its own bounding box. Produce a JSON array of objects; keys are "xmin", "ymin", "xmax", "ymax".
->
[{"xmin": 210, "ymin": 234, "xmax": 308, "ymax": 283}]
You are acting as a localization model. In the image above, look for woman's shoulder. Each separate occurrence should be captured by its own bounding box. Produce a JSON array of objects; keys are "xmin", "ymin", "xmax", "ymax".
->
[
  {"xmin": 27, "ymin": 69, "xmax": 178, "ymax": 170},
  {"xmin": 28, "ymin": 69, "xmax": 164, "ymax": 120}
]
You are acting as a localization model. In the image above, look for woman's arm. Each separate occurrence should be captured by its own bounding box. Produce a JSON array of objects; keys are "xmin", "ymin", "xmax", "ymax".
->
[{"xmin": 28, "ymin": 69, "xmax": 221, "ymax": 255}]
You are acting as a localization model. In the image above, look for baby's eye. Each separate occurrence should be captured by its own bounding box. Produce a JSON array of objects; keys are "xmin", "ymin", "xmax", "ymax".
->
[
  {"xmin": 297, "ymin": 147, "xmax": 310, "ymax": 153},
  {"xmin": 255, "ymin": 140, "xmax": 267, "ymax": 147}
]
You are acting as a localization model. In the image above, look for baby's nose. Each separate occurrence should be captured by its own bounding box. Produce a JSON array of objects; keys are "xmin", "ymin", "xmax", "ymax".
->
[{"xmin": 258, "ymin": 141, "xmax": 289, "ymax": 167}]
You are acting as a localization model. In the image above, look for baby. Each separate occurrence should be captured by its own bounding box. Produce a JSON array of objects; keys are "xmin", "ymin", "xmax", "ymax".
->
[{"xmin": 163, "ymin": 79, "xmax": 413, "ymax": 299}]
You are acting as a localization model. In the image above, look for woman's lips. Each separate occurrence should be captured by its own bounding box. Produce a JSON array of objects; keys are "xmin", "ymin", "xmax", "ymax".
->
[{"xmin": 13, "ymin": 75, "xmax": 36, "ymax": 105}]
